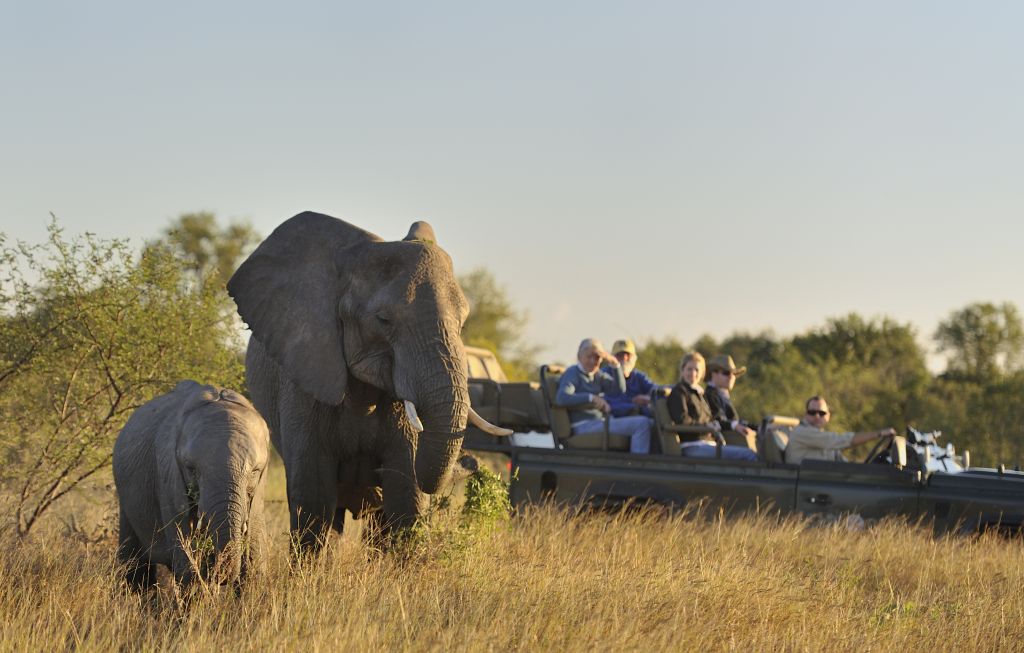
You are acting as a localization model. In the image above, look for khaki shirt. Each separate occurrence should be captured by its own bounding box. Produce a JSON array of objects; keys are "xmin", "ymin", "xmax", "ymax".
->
[{"xmin": 785, "ymin": 422, "xmax": 855, "ymax": 465}]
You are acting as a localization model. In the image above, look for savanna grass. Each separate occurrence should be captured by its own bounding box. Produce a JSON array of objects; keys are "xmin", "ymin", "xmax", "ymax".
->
[{"xmin": 2, "ymin": 472, "xmax": 1023, "ymax": 652}]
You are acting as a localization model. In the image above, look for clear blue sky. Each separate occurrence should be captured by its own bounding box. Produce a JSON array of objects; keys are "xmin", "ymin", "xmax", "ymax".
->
[{"xmin": 2, "ymin": 2, "xmax": 1022, "ymax": 369}]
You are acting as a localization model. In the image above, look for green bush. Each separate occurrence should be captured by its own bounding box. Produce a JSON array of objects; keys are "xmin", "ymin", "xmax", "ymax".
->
[{"xmin": 461, "ymin": 467, "xmax": 511, "ymax": 532}]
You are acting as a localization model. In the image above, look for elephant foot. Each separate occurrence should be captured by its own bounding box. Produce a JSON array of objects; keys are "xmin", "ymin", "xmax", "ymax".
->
[
  {"xmin": 331, "ymin": 507, "xmax": 346, "ymax": 534},
  {"xmin": 123, "ymin": 559, "xmax": 156, "ymax": 592}
]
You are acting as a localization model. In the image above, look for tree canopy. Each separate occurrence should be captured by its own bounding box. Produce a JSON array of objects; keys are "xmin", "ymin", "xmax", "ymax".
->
[
  {"xmin": 149, "ymin": 211, "xmax": 261, "ymax": 289},
  {"xmin": 0, "ymin": 219, "xmax": 246, "ymax": 535},
  {"xmin": 459, "ymin": 268, "xmax": 539, "ymax": 381},
  {"xmin": 935, "ymin": 302, "xmax": 1024, "ymax": 380}
]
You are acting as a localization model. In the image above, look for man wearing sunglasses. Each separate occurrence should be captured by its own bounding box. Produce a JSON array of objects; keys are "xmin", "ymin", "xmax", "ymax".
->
[{"xmin": 785, "ymin": 395, "xmax": 897, "ymax": 465}]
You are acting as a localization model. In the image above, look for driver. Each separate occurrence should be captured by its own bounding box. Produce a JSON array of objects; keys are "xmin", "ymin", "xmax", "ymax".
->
[{"xmin": 785, "ymin": 395, "xmax": 897, "ymax": 465}]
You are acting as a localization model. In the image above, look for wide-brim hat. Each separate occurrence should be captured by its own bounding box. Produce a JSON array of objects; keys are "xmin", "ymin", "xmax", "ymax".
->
[
  {"xmin": 612, "ymin": 338, "xmax": 637, "ymax": 356},
  {"xmin": 708, "ymin": 354, "xmax": 746, "ymax": 377}
]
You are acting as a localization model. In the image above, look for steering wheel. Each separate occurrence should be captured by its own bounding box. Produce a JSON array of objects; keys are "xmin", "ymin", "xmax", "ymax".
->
[{"xmin": 862, "ymin": 433, "xmax": 895, "ymax": 464}]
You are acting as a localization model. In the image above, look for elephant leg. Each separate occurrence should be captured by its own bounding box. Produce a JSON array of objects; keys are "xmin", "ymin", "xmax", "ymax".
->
[
  {"xmin": 117, "ymin": 508, "xmax": 154, "ymax": 591},
  {"xmin": 170, "ymin": 532, "xmax": 198, "ymax": 595},
  {"xmin": 378, "ymin": 446, "xmax": 427, "ymax": 536},
  {"xmin": 331, "ymin": 506, "xmax": 346, "ymax": 535},
  {"xmin": 285, "ymin": 451, "xmax": 339, "ymax": 554}
]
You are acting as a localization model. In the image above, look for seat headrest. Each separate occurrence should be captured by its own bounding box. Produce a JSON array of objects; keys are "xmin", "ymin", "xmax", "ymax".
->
[
  {"xmin": 540, "ymin": 364, "xmax": 564, "ymax": 402},
  {"xmin": 763, "ymin": 415, "xmax": 800, "ymax": 428},
  {"xmin": 772, "ymin": 429, "xmax": 790, "ymax": 451}
]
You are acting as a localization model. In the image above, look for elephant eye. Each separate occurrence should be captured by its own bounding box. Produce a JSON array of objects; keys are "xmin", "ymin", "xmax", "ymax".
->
[
  {"xmin": 249, "ymin": 468, "xmax": 262, "ymax": 490},
  {"xmin": 375, "ymin": 314, "xmax": 392, "ymax": 328}
]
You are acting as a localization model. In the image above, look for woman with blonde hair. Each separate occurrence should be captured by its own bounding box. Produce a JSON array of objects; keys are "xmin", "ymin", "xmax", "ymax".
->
[{"xmin": 666, "ymin": 352, "xmax": 757, "ymax": 460}]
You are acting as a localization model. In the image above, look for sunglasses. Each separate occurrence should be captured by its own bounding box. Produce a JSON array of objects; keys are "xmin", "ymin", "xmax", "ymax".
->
[
  {"xmin": 806, "ymin": 410, "xmax": 829, "ymax": 417},
  {"xmin": 716, "ymin": 370, "xmax": 734, "ymax": 377}
]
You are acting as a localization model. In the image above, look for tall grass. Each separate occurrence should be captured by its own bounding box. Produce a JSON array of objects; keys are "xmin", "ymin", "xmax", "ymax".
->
[{"xmin": 2, "ymin": 473, "xmax": 1023, "ymax": 652}]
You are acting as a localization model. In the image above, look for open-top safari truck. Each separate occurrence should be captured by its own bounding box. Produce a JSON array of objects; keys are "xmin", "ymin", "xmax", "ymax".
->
[{"xmin": 462, "ymin": 350, "xmax": 1024, "ymax": 535}]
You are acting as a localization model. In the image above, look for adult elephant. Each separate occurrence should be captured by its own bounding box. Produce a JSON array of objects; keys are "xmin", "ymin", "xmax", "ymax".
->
[{"xmin": 227, "ymin": 211, "xmax": 508, "ymax": 550}]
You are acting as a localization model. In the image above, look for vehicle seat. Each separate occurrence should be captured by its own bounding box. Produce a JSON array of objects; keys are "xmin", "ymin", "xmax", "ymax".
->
[
  {"xmin": 650, "ymin": 389, "xmax": 724, "ymax": 457},
  {"xmin": 757, "ymin": 415, "xmax": 800, "ymax": 464},
  {"xmin": 539, "ymin": 364, "xmax": 629, "ymax": 451},
  {"xmin": 468, "ymin": 378, "xmax": 548, "ymax": 430}
]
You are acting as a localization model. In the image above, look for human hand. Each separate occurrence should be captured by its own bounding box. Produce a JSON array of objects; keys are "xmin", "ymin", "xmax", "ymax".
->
[
  {"xmin": 600, "ymin": 350, "xmax": 619, "ymax": 367},
  {"xmin": 878, "ymin": 427, "xmax": 896, "ymax": 439},
  {"xmin": 593, "ymin": 396, "xmax": 611, "ymax": 413},
  {"xmin": 632, "ymin": 395, "xmax": 651, "ymax": 407}
]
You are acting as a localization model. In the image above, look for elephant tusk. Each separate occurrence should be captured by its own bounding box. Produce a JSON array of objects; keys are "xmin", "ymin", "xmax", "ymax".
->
[
  {"xmin": 404, "ymin": 400, "xmax": 424, "ymax": 433},
  {"xmin": 468, "ymin": 407, "xmax": 514, "ymax": 437}
]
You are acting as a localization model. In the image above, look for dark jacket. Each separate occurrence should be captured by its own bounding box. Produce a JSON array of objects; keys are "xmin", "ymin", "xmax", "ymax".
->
[
  {"xmin": 666, "ymin": 382, "xmax": 716, "ymax": 443},
  {"xmin": 705, "ymin": 383, "xmax": 743, "ymax": 431}
]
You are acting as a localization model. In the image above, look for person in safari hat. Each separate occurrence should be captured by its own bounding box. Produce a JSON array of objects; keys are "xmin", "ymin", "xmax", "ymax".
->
[
  {"xmin": 705, "ymin": 354, "xmax": 757, "ymax": 445},
  {"xmin": 601, "ymin": 338, "xmax": 658, "ymax": 418},
  {"xmin": 668, "ymin": 351, "xmax": 758, "ymax": 461}
]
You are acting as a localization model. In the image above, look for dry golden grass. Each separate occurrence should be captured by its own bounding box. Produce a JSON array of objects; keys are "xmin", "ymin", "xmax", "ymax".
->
[{"xmin": 2, "ymin": 461, "xmax": 1024, "ymax": 652}]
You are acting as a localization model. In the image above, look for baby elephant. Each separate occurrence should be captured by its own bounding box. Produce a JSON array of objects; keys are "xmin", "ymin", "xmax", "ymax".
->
[{"xmin": 113, "ymin": 380, "xmax": 270, "ymax": 592}]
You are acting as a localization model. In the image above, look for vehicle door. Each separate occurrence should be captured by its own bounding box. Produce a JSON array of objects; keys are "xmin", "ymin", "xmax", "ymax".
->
[
  {"xmin": 510, "ymin": 449, "xmax": 798, "ymax": 515},
  {"xmin": 919, "ymin": 470, "xmax": 1024, "ymax": 534},
  {"xmin": 796, "ymin": 460, "xmax": 919, "ymax": 521}
]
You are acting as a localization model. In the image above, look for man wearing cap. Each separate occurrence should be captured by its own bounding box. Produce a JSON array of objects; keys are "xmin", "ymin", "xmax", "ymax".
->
[
  {"xmin": 786, "ymin": 395, "xmax": 897, "ymax": 465},
  {"xmin": 601, "ymin": 339, "xmax": 657, "ymax": 418},
  {"xmin": 556, "ymin": 338, "xmax": 652, "ymax": 454},
  {"xmin": 705, "ymin": 354, "xmax": 757, "ymax": 446}
]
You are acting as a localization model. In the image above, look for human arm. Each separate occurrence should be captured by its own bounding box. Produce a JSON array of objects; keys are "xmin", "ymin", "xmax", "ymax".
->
[
  {"xmin": 850, "ymin": 427, "xmax": 897, "ymax": 447},
  {"xmin": 630, "ymin": 371, "xmax": 655, "ymax": 409},
  {"xmin": 601, "ymin": 366, "xmax": 635, "ymax": 416},
  {"xmin": 787, "ymin": 425, "xmax": 877, "ymax": 451},
  {"xmin": 555, "ymin": 367, "xmax": 601, "ymax": 407},
  {"xmin": 599, "ymin": 360, "xmax": 626, "ymax": 395},
  {"xmin": 666, "ymin": 386, "xmax": 687, "ymax": 424}
]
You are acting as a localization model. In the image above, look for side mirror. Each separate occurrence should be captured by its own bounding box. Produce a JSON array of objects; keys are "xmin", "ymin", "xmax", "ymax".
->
[{"xmin": 891, "ymin": 435, "xmax": 907, "ymax": 469}]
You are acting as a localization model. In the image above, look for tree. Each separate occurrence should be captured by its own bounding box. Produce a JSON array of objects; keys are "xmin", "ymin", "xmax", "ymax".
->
[
  {"xmin": 458, "ymin": 268, "xmax": 539, "ymax": 381},
  {"xmin": 935, "ymin": 302, "xmax": 1024, "ymax": 380},
  {"xmin": 0, "ymin": 219, "xmax": 245, "ymax": 536},
  {"xmin": 636, "ymin": 337, "xmax": 689, "ymax": 385},
  {"xmin": 789, "ymin": 314, "xmax": 931, "ymax": 429},
  {"xmin": 150, "ymin": 212, "xmax": 261, "ymax": 288}
]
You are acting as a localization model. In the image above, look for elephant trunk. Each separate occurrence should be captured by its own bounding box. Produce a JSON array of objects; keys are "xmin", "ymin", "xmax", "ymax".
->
[
  {"xmin": 198, "ymin": 490, "xmax": 247, "ymax": 585},
  {"xmin": 413, "ymin": 383, "xmax": 469, "ymax": 495}
]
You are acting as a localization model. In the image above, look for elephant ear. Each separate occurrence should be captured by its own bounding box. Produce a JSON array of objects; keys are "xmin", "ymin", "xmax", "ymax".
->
[{"xmin": 227, "ymin": 211, "xmax": 380, "ymax": 405}]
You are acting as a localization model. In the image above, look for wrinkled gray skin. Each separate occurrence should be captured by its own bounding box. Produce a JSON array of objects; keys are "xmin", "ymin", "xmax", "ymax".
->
[
  {"xmin": 227, "ymin": 212, "xmax": 470, "ymax": 550},
  {"xmin": 112, "ymin": 381, "xmax": 270, "ymax": 591}
]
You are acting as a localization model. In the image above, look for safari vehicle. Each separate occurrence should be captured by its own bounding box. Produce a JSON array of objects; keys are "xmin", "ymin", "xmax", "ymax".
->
[{"xmin": 462, "ymin": 353, "xmax": 1024, "ymax": 534}]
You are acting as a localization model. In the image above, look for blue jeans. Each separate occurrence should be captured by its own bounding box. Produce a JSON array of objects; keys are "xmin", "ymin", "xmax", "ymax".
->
[
  {"xmin": 572, "ymin": 416, "xmax": 652, "ymax": 454},
  {"xmin": 681, "ymin": 441, "xmax": 758, "ymax": 461}
]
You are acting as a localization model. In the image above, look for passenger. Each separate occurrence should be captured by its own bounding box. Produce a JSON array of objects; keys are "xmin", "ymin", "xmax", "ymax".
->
[
  {"xmin": 602, "ymin": 339, "xmax": 657, "ymax": 418},
  {"xmin": 556, "ymin": 337, "xmax": 653, "ymax": 454},
  {"xmin": 705, "ymin": 354, "xmax": 758, "ymax": 448},
  {"xmin": 786, "ymin": 395, "xmax": 897, "ymax": 465},
  {"xmin": 667, "ymin": 352, "xmax": 758, "ymax": 461}
]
